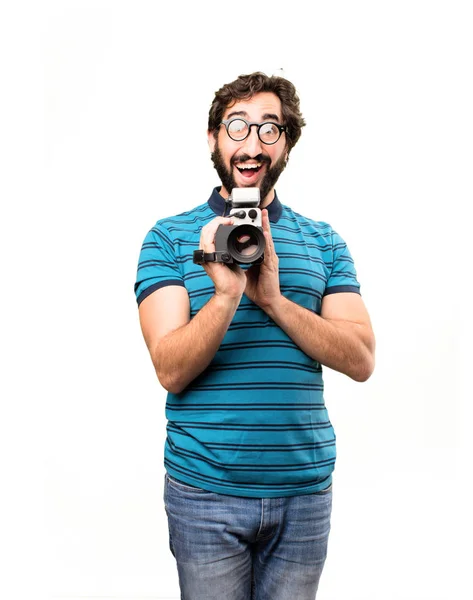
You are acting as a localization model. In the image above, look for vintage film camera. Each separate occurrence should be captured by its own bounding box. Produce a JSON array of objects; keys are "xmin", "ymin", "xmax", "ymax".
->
[{"xmin": 193, "ymin": 188, "xmax": 265, "ymax": 266}]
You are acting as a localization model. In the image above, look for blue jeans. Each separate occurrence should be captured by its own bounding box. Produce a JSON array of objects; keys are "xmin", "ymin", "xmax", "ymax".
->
[{"xmin": 163, "ymin": 473, "xmax": 332, "ymax": 600}]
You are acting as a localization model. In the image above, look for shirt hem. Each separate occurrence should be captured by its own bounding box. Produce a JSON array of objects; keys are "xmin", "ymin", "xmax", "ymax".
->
[
  {"xmin": 136, "ymin": 279, "xmax": 185, "ymax": 306},
  {"xmin": 165, "ymin": 468, "xmax": 333, "ymax": 498},
  {"xmin": 323, "ymin": 285, "xmax": 360, "ymax": 296}
]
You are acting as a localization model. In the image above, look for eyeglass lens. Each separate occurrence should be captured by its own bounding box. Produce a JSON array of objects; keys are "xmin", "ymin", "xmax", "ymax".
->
[{"xmin": 227, "ymin": 119, "xmax": 281, "ymax": 144}]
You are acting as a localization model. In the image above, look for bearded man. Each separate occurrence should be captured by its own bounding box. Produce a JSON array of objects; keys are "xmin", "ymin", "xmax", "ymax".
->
[{"xmin": 135, "ymin": 71, "xmax": 375, "ymax": 600}]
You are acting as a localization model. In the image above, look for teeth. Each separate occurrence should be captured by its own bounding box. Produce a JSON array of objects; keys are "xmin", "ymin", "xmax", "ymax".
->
[{"xmin": 237, "ymin": 163, "xmax": 262, "ymax": 170}]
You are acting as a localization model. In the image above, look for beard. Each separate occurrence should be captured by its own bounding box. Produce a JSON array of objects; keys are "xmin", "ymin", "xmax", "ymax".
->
[{"xmin": 210, "ymin": 140, "xmax": 288, "ymax": 203}]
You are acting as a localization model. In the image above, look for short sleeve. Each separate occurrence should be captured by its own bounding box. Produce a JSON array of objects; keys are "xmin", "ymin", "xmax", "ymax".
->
[
  {"xmin": 324, "ymin": 230, "xmax": 361, "ymax": 296},
  {"xmin": 134, "ymin": 223, "xmax": 185, "ymax": 306}
]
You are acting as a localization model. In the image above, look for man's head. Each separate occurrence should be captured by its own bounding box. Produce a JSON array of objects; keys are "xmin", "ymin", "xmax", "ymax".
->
[{"xmin": 207, "ymin": 72, "xmax": 306, "ymax": 205}]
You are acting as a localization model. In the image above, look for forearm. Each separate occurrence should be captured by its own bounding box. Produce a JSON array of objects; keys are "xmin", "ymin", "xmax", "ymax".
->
[
  {"xmin": 154, "ymin": 292, "xmax": 241, "ymax": 394},
  {"xmin": 266, "ymin": 296, "xmax": 375, "ymax": 382}
]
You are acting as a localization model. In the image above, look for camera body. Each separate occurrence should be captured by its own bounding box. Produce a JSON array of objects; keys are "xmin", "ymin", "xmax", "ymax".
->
[{"xmin": 214, "ymin": 188, "xmax": 265, "ymax": 265}]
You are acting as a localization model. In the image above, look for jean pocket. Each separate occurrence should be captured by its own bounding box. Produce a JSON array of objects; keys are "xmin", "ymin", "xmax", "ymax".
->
[
  {"xmin": 314, "ymin": 483, "xmax": 333, "ymax": 495},
  {"xmin": 166, "ymin": 473, "xmax": 211, "ymax": 494}
]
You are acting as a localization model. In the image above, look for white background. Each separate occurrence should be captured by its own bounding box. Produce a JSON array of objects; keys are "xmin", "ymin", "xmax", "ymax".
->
[{"xmin": 1, "ymin": 1, "xmax": 471, "ymax": 599}]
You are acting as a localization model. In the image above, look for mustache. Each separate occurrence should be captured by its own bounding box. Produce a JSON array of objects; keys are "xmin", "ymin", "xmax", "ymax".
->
[{"xmin": 231, "ymin": 153, "xmax": 271, "ymax": 166}]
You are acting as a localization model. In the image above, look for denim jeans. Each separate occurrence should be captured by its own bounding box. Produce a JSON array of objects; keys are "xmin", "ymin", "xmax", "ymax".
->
[{"xmin": 163, "ymin": 473, "xmax": 332, "ymax": 600}]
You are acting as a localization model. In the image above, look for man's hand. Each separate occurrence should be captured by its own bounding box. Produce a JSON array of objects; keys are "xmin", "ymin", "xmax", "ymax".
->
[
  {"xmin": 243, "ymin": 209, "xmax": 375, "ymax": 380},
  {"xmin": 244, "ymin": 209, "xmax": 283, "ymax": 310},
  {"xmin": 139, "ymin": 216, "xmax": 248, "ymax": 394},
  {"xmin": 200, "ymin": 217, "xmax": 246, "ymax": 300}
]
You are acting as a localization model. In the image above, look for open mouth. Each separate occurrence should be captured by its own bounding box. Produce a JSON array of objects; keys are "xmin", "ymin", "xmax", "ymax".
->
[{"xmin": 235, "ymin": 162, "xmax": 264, "ymax": 179}]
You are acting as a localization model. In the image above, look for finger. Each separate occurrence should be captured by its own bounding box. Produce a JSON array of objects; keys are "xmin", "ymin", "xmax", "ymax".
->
[
  {"xmin": 200, "ymin": 217, "xmax": 233, "ymax": 253},
  {"xmin": 261, "ymin": 210, "xmax": 275, "ymax": 257},
  {"xmin": 261, "ymin": 209, "xmax": 270, "ymax": 232},
  {"xmin": 262, "ymin": 210, "xmax": 273, "ymax": 243}
]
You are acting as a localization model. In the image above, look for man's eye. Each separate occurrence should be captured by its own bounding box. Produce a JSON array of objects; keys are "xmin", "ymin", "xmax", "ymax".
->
[
  {"xmin": 229, "ymin": 120, "xmax": 247, "ymax": 132},
  {"xmin": 260, "ymin": 124, "xmax": 276, "ymax": 135}
]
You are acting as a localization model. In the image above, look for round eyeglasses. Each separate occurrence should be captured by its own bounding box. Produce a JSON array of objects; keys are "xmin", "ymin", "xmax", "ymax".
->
[{"xmin": 220, "ymin": 118, "xmax": 286, "ymax": 145}]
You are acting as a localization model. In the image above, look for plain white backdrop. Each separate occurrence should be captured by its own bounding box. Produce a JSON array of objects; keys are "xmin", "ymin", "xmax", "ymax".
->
[{"xmin": 1, "ymin": 1, "xmax": 471, "ymax": 599}]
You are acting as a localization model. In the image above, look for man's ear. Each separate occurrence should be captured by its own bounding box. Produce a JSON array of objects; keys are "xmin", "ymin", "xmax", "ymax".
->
[{"xmin": 207, "ymin": 130, "xmax": 216, "ymax": 152}]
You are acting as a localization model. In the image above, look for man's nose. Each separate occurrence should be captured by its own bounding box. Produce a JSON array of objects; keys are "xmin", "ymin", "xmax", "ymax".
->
[{"xmin": 241, "ymin": 125, "xmax": 263, "ymax": 157}]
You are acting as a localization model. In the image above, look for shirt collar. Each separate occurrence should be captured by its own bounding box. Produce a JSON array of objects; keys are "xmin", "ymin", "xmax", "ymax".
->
[{"xmin": 207, "ymin": 187, "xmax": 283, "ymax": 223}]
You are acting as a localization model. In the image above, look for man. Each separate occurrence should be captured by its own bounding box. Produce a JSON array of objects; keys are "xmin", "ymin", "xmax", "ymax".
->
[{"xmin": 135, "ymin": 72, "xmax": 375, "ymax": 600}]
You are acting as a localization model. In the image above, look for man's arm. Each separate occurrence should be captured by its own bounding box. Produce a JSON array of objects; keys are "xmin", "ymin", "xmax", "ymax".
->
[
  {"xmin": 265, "ymin": 292, "xmax": 375, "ymax": 382},
  {"xmin": 139, "ymin": 286, "xmax": 241, "ymax": 394},
  {"xmin": 139, "ymin": 216, "xmax": 246, "ymax": 394},
  {"xmin": 245, "ymin": 209, "xmax": 375, "ymax": 382}
]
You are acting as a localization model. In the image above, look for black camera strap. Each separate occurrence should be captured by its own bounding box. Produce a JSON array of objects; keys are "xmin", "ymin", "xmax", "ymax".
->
[
  {"xmin": 193, "ymin": 249, "xmax": 232, "ymax": 264},
  {"xmin": 193, "ymin": 250, "xmax": 215, "ymax": 264}
]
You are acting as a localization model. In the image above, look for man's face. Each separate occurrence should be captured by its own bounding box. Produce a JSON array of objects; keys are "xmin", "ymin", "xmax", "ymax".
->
[{"xmin": 208, "ymin": 92, "xmax": 288, "ymax": 206}]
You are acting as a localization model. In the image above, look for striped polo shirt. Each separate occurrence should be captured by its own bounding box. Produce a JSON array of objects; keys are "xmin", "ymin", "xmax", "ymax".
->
[{"xmin": 135, "ymin": 187, "xmax": 360, "ymax": 498}]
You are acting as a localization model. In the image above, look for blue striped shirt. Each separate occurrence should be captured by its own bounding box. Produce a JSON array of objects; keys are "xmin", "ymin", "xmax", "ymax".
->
[{"xmin": 135, "ymin": 188, "xmax": 361, "ymax": 497}]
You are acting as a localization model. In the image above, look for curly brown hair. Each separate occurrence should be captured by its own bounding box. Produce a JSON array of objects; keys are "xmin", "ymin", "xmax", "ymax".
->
[{"xmin": 208, "ymin": 72, "xmax": 306, "ymax": 153}]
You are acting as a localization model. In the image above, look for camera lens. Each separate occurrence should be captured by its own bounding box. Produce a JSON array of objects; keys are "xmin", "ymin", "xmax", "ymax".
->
[
  {"xmin": 235, "ymin": 233, "xmax": 258, "ymax": 256},
  {"xmin": 227, "ymin": 224, "xmax": 265, "ymax": 264}
]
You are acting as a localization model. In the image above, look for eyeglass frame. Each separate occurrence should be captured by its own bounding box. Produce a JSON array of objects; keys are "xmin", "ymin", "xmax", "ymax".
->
[{"xmin": 220, "ymin": 118, "xmax": 287, "ymax": 145}]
